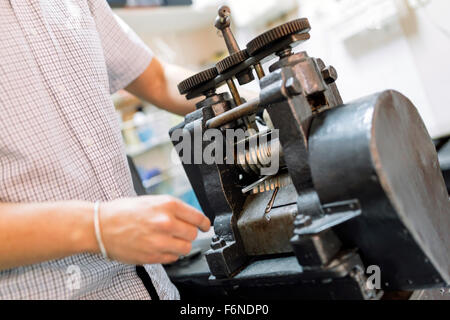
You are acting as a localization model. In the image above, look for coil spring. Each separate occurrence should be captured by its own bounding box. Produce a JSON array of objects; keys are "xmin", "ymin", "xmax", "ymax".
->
[{"xmin": 235, "ymin": 133, "xmax": 283, "ymax": 175}]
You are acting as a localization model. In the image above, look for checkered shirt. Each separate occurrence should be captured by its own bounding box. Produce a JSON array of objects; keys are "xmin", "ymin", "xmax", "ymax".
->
[{"xmin": 0, "ymin": 0, "xmax": 179, "ymax": 300}]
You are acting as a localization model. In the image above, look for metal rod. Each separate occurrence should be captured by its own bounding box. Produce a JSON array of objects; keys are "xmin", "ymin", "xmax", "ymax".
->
[
  {"xmin": 206, "ymin": 97, "xmax": 260, "ymax": 129},
  {"xmin": 222, "ymin": 28, "xmax": 240, "ymax": 54},
  {"xmin": 226, "ymin": 78, "xmax": 242, "ymax": 106},
  {"xmin": 242, "ymin": 176, "xmax": 271, "ymax": 194},
  {"xmin": 277, "ymin": 47, "xmax": 293, "ymax": 59},
  {"xmin": 254, "ymin": 63, "xmax": 266, "ymax": 79},
  {"xmin": 265, "ymin": 187, "xmax": 280, "ymax": 217},
  {"xmin": 215, "ymin": 6, "xmax": 240, "ymax": 55}
]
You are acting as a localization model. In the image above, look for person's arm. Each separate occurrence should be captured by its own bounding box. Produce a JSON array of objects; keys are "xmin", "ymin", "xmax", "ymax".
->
[
  {"xmin": 0, "ymin": 196, "xmax": 210, "ymax": 270},
  {"xmin": 125, "ymin": 57, "xmax": 258, "ymax": 116},
  {"xmin": 125, "ymin": 57, "xmax": 199, "ymax": 116},
  {"xmin": 89, "ymin": 1, "xmax": 254, "ymax": 116},
  {"xmin": 0, "ymin": 201, "xmax": 95, "ymax": 270}
]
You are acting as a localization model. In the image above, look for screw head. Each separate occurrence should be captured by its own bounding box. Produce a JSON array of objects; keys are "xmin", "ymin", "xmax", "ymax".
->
[
  {"xmin": 215, "ymin": 6, "xmax": 231, "ymax": 30},
  {"xmin": 285, "ymin": 77, "xmax": 302, "ymax": 96},
  {"xmin": 321, "ymin": 66, "xmax": 338, "ymax": 84},
  {"xmin": 211, "ymin": 236, "xmax": 227, "ymax": 250}
]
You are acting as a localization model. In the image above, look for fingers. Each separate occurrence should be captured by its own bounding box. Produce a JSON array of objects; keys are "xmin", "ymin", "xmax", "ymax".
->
[
  {"xmin": 161, "ymin": 237, "xmax": 192, "ymax": 256},
  {"xmin": 170, "ymin": 218, "xmax": 198, "ymax": 241},
  {"xmin": 105, "ymin": 195, "xmax": 211, "ymax": 266},
  {"xmin": 170, "ymin": 200, "xmax": 211, "ymax": 232},
  {"xmin": 159, "ymin": 253, "xmax": 179, "ymax": 264}
]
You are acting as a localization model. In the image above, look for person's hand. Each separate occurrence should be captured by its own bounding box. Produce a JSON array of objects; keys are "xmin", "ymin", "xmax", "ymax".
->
[{"xmin": 97, "ymin": 195, "xmax": 210, "ymax": 265}]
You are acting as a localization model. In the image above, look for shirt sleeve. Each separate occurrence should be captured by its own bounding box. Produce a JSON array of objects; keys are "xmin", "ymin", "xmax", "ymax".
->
[{"xmin": 88, "ymin": 0, "xmax": 153, "ymax": 94}]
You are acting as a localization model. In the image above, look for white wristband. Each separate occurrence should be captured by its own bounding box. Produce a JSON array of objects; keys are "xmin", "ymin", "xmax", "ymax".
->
[{"xmin": 94, "ymin": 201, "xmax": 108, "ymax": 260}]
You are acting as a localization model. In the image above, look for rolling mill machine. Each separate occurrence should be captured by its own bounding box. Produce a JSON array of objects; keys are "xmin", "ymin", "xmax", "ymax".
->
[{"xmin": 165, "ymin": 6, "xmax": 450, "ymax": 300}]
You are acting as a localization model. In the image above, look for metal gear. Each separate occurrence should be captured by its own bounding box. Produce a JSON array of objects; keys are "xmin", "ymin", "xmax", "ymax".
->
[
  {"xmin": 246, "ymin": 18, "xmax": 311, "ymax": 56},
  {"xmin": 216, "ymin": 49, "xmax": 249, "ymax": 74},
  {"xmin": 178, "ymin": 67, "xmax": 218, "ymax": 95}
]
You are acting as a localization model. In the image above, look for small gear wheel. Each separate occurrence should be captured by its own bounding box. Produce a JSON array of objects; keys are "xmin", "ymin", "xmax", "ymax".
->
[
  {"xmin": 178, "ymin": 67, "xmax": 218, "ymax": 95},
  {"xmin": 246, "ymin": 18, "xmax": 311, "ymax": 56},
  {"xmin": 216, "ymin": 50, "xmax": 249, "ymax": 74}
]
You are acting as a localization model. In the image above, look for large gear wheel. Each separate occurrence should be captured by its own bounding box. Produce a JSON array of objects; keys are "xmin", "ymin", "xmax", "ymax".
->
[
  {"xmin": 216, "ymin": 49, "xmax": 249, "ymax": 74},
  {"xmin": 178, "ymin": 67, "xmax": 218, "ymax": 95},
  {"xmin": 246, "ymin": 18, "xmax": 310, "ymax": 56}
]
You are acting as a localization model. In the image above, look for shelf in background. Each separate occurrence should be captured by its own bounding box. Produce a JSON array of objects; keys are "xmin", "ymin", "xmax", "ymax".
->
[{"xmin": 126, "ymin": 137, "xmax": 171, "ymax": 157}]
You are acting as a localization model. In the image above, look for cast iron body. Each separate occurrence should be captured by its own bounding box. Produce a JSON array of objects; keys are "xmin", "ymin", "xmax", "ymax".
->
[{"xmin": 167, "ymin": 7, "xmax": 450, "ymax": 300}]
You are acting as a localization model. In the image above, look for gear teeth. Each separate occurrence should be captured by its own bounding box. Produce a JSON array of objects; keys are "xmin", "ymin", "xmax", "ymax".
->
[
  {"xmin": 246, "ymin": 18, "xmax": 311, "ymax": 56},
  {"xmin": 216, "ymin": 50, "xmax": 249, "ymax": 74},
  {"xmin": 178, "ymin": 67, "xmax": 218, "ymax": 95}
]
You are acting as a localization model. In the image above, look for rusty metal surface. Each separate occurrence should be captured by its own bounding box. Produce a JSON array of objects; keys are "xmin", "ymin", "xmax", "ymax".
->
[
  {"xmin": 370, "ymin": 91, "xmax": 450, "ymax": 284},
  {"xmin": 183, "ymin": 33, "xmax": 310, "ymax": 100},
  {"xmin": 309, "ymin": 90, "xmax": 450, "ymax": 289},
  {"xmin": 216, "ymin": 50, "xmax": 249, "ymax": 74},
  {"xmin": 215, "ymin": 5, "xmax": 254, "ymax": 85},
  {"xmin": 206, "ymin": 97, "xmax": 260, "ymax": 129},
  {"xmin": 178, "ymin": 67, "xmax": 218, "ymax": 95},
  {"xmin": 237, "ymin": 184, "xmax": 297, "ymax": 255},
  {"xmin": 246, "ymin": 18, "xmax": 311, "ymax": 55},
  {"xmin": 171, "ymin": 5, "xmax": 450, "ymax": 295}
]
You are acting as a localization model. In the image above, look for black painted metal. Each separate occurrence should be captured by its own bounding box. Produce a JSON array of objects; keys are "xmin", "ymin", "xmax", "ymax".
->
[
  {"xmin": 165, "ymin": 238, "xmax": 372, "ymax": 300},
  {"xmin": 309, "ymin": 91, "xmax": 450, "ymax": 289},
  {"xmin": 168, "ymin": 8, "xmax": 450, "ymax": 299}
]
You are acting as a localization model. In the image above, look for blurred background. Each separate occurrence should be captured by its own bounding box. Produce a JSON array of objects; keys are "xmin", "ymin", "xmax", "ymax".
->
[{"xmin": 109, "ymin": 0, "xmax": 450, "ymax": 211}]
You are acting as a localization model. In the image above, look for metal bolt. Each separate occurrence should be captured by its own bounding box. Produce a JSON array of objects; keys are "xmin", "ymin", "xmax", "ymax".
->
[
  {"xmin": 215, "ymin": 5, "xmax": 239, "ymax": 54},
  {"xmin": 321, "ymin": 66, "xmax": 338, "ymax": 84},
  {"xmin": 215, "ymin": 6, "xmax": 231, "ymax": 30},
  {"xmin": 276, "ymin": 47, "xmax": 293, "ymax": 59},
  {"xmin": 316, "ymin": 58, "xmax": 326, "ymax": 70},
  {"xmin": 294, "ymin": 214, "xmax": 312, "ymax": 229},
  {"xmin": 211, "ymin": 235, "xmax": 227, "ymax": 250},
  {"xmin": 203, "ymin": 89, "xmax": 216, "ymax": 98},
  {"xmin": 285, "ymin": 77, "xmax": 302, "ymax": 96}
]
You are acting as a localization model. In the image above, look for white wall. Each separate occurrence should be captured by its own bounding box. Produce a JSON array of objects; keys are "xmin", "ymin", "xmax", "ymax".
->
[
  {"xmin": 297, "ymin": 0, "xmax": 450, "ymax": 138},
  {"xmin": 116, "ymin": 0, "xmax": 450, "ymax": 138}
]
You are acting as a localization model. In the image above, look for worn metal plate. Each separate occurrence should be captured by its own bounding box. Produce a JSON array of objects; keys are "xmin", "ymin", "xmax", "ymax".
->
[
  {"xmin": 370, "ymin": 91, "xmax": 450, "ymax": 284},
  {"xmin": 309, "ymin": 90, "xmax": 450, "ymax": 289},
  {"xmin": 237, "ymin": 184, "xmax": 297, "ymax": 255}
]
